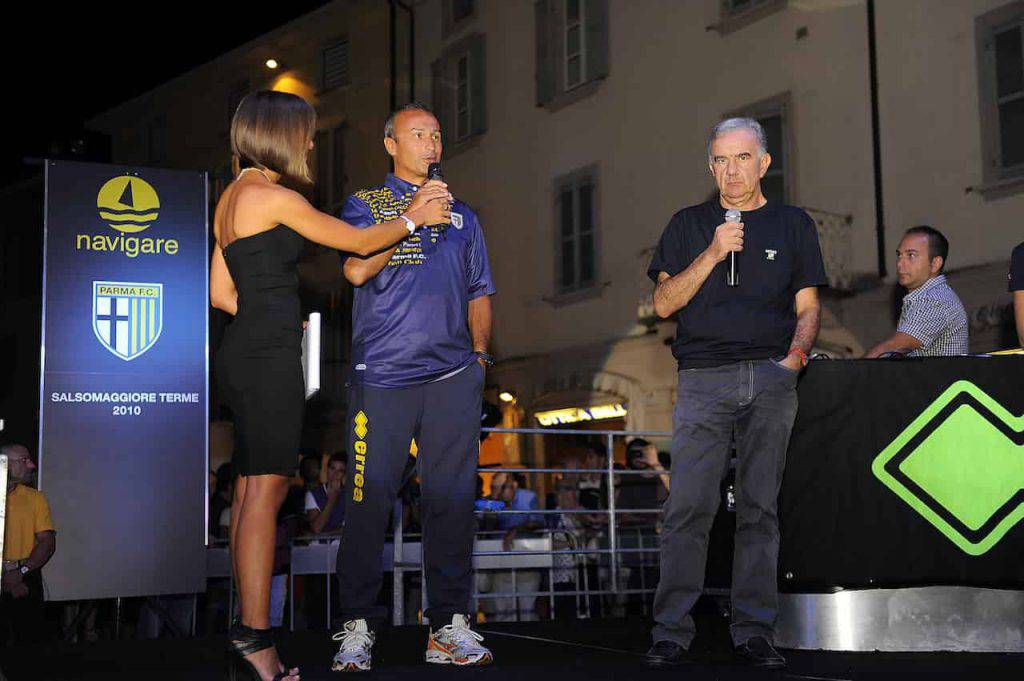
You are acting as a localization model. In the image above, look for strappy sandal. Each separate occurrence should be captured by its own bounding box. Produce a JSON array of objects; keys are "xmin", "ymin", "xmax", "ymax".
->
[{"xmin": 227, "ymin": 623, "xmax": 299, "ymax": 681}]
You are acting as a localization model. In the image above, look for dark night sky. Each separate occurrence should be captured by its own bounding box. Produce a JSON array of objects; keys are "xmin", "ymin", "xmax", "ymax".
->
[{"xmin": 4, "ymin": 2, "xmax": 333, "ymax": 187}]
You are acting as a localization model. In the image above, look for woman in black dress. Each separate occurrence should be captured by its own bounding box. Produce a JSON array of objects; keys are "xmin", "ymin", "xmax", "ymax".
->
[{"xmin": 210, "ymin": 91, "xmax": 450, "ymax": 681}]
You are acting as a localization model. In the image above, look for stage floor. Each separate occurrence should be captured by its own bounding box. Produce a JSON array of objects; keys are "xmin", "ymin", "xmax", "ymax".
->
[{"xmin": 3, "ymin": 618, "xmax": 1024, "ymax": 680}]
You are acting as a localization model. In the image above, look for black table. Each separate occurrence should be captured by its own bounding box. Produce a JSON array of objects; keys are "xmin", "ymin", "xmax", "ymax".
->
[{"xmin": 779, "ymin": 356, "xmax": 1024, "ymax": 590}]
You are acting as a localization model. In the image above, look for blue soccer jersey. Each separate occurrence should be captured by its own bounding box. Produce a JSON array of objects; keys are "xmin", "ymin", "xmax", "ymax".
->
[{"xmin": 341, "ymin": 173, "xmax": 496, "ymax": 388}]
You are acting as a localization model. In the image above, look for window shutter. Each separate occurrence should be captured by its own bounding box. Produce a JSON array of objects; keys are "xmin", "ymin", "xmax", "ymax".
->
[
  {"xmin": 470, "ymin": 34, "xmax": 488, "ymax": 136},
  {"xmin": 431, "ymin": 57, "xmax": 455, "ymax": 141},
  {"xmin": 552, "ymin": 0, "xmax": 567, "ymax": 95},
  {"xmin": 584, "ymin": 0, "xmax": 609, "ymax": 81},
  {"xmin": 442, "ymin": 0, "xmax": 454, "ymax": 36},
  {"xmin": 535, "ymin": 0, "xmax": 554, "ymax": 105},
  {"xmin": 322, "ymin": 39, "xmax": 350, "ymax": 91}
]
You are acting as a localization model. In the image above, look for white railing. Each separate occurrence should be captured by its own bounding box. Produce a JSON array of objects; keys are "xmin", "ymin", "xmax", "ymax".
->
[
  {"xmin": 802, "ymin": 206, "xmax": 854, "ymax": 291},
  {"xmin": 391, "ymin": 426, "xmax": 673, "ymax": 626},
  {"xmin": 205, "ymin": 426, "xmax": 680, "ymax": 630}
]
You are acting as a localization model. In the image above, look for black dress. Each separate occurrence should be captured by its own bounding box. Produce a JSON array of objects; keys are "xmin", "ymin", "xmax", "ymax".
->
[{"xmin": 217, "ymin": 225, "xmax": 306, "ymax": 477}]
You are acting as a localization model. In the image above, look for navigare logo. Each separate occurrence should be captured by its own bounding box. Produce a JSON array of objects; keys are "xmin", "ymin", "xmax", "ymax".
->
[
  {"xmin": 872, "ymin": 381, "xmax": 1024, "ymax": 556},
  {"xmin": 76, "ymin": 175, "xmax": 179, "ymax": 258},
  {"xmin": 97, "ymin": 176, "xmax": 160, "ymax": 233}
]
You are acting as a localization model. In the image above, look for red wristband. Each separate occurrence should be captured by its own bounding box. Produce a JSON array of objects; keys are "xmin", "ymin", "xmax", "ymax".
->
[{"xmin": 789, "ymin": 348, "xmax": 808, "ymax": 367}]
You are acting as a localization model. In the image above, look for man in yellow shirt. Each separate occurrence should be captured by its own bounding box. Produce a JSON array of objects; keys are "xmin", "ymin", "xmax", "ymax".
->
[{"xmin": 1, "ymin": 444, "xmax": 56, "ymax": 644}]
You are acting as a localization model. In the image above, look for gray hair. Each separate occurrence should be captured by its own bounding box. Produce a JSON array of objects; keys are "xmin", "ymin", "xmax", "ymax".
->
[
  {"xmin": 384, "ymin": 102, "xmax": 436, "ymax": 139},
  {"xmin": 707, "ymin": 117, "xmax": 767, "ymax": 160}
]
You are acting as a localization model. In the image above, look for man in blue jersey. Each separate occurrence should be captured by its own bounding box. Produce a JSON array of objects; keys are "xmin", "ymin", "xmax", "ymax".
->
[{"xmin": 329, "ymin": 103, "xmax": 495, "ymax": 672}]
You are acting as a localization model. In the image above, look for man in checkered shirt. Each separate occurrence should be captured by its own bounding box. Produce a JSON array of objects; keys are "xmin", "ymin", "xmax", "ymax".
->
[{"xmin": 866, "ymin": 226, "xmax": 968, "ymax": 357}]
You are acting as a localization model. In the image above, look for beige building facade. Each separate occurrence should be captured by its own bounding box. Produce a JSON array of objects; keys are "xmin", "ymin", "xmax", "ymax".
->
[
  {"xmin": 86, "ymin": 0, "xmax": 415, "ymax": 462},
  {"xmin": 412, "ymin": 0, "xmax": 1024, "ymax": 461},
  {"xmin": 84, "ymin": 0, "xmax": 1024, "ymax": 469}
]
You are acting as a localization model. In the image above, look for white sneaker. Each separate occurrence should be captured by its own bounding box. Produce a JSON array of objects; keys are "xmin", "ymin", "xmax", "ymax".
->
[
  {"xmin": 425, "ymin": 614, "xmax": 494, "ymax": 666},
  {"xmin": 331, "ymin": 619, "xmax": 375, "ymax": 672}
]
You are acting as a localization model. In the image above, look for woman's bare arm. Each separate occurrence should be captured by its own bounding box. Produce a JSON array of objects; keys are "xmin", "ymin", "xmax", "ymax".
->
[
  {"xmin": 209, "ymin": 244, "xmax": 238, "ymax": 315},
  {"xmin": 272, "ymin": 185, "xmax": 451, "ymax": 256}
]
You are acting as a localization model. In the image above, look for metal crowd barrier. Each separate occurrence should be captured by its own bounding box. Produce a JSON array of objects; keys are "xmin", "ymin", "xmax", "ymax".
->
[
  {"xmin": 205, "ymin": 427, "xmax": 675, "ymax": 629},
  {"xmin": 390, "ymin": 426, "xmax": 673, "ymax": 626}
]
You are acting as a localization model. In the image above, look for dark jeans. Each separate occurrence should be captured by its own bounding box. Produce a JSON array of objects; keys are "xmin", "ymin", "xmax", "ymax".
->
[
  {"xmin": 0, "ymin": 570, "xmax": 45, "ymax": 645},
  {"xmin": 652, "ymin": 359, "xmax": 798, "ymax": 647},
  {"xmin": 335, "ymin": 363, "xmax": 484, "ymax": 629}
]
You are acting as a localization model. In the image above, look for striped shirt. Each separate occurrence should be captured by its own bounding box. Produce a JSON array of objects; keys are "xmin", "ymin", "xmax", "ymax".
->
[{"xmin": 897, "ymin": 275, "xmax": 969, "ymax": 356}]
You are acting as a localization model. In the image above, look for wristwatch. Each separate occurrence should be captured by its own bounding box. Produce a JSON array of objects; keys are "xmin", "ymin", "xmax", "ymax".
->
[
  {"xmin": 399, "ymin": 214, "xmax": 417, "ymax": 234},
  {"xmin": 17, "ymin": 561, "xmax": 30, "ymax": 575},
  {"xmin": 476, "ymin": 351, "xmax": 494, "ymax": 367}
]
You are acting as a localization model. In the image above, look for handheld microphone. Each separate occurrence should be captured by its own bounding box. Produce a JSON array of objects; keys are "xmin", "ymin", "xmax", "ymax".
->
[
  {"xmin": 425, "ymin": 162, "xmax": 447, "ymax": 235},
  {"xmin": 427, "ymin": 161, "xmax": 443, "ymax": 183},
  {"xmin": 725, "ymin": 209, "xmax": 741, "ymax": 287}
]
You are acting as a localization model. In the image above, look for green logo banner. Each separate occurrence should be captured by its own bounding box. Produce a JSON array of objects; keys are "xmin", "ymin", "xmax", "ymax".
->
[{"xmin": 872, "ymin": 380, "xmax": 1024, "ymax": 556}]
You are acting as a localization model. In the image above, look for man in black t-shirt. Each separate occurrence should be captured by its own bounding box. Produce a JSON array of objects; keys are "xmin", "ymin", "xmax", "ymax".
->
[
  {"xmin": 1009, "ymin": 242, "xmax": 1024, "ymax": 347},
  {"xmin": 644, "ymin": 118, "xmax": 827, "ymax": 670}
]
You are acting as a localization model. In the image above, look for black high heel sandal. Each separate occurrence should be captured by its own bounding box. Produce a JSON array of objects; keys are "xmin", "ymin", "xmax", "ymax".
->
[{"xmin": 227, "ymin": 624, "xmax": 299, "ymax": 681}]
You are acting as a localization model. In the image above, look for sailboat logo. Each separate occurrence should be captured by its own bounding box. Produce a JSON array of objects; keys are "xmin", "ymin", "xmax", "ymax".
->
[{"xmin": 96, "ymin": 176, "xmax": 161, "ymax": 234}]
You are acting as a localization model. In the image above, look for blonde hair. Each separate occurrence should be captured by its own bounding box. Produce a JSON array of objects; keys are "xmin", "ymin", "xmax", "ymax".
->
[{"xmin": 230, "ymin": 90, "xmax": 316, "ymax": 184}]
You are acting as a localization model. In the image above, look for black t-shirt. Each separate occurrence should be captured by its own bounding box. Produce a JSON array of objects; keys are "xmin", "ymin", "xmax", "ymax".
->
[
  {"xmin": 1009, "ymin": 242, "xmax": 1024, "ymax": 292},
  {"xmin": 648, "ymin": 200, "xmax": 828, "ymax": 369}
]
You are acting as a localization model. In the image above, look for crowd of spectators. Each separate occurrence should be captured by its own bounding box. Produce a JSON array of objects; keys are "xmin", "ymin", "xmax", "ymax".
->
[{"xmin": 471, "ymin": 437, "xmax": 671, "ymax": 621}]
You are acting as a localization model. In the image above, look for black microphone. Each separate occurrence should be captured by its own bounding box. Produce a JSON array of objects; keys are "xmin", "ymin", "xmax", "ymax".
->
[
  {"xmin": 425, "ymin": 162, "xmax": 447, "ymax": 236},
  {"xmin": 725, "ymin": 208, "xmax": 741, "ymax": 287}
]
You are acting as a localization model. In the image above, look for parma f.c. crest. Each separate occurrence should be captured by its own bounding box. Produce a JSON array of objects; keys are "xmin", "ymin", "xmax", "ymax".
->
[{"xmin": 92, "ymin": 281, "xmax": 163, "ymax": 361}]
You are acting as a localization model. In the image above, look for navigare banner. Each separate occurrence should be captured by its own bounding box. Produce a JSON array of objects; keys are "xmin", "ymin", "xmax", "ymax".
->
[
  {"xmin": 780, "ymin": 357, "xmax": 1024, "ymax": 591},
  {"xmin": 39, "ymin": 160, "xmax": 208, "ymax": 600}
]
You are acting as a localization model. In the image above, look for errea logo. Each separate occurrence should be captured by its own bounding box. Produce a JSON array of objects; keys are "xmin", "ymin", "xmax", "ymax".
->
[{"xmin": 352, "ymin": 411, "xmax": 369, "ymax": 502}]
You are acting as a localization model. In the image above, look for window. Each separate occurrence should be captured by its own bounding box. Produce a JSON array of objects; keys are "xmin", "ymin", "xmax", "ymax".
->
[
  {"xmin": 456, "ymin": 54, "xmax": 471, "ymax": 140},
  {"xmin": 757, "ymin": 113, "xmax": 786, "ymax": 203},
  {"xmin": 321, "ymin": 38, "xmax": 350, "ymax": 92},
  {"xmin": 727, "ymin": 93, "xmax": 793, "ymax": 204},
  {"xmin": 536, "ymin": 0, "xmax": 609, "ymax": 109},
  {"xmin": 718, "ymin": 0, "xmax": 787, "ymax": 34},
  {"xmin": 431, "ymin": 34, "xmax": 487, "ymax": 145},
  {"xmin": 443, "ymin": 0, "xmax": 475, "ymax": 36},
  {"xmin": 554, "ymin": 168, "xmax": 599, "ymax": 295},
  {"xmin": 565, "ymin": 0, "xmax": 584, "ymax": 89},
  {"xmin": 315, "ymin": 124, "xmax": 347, "ymax": 214},
  {"xmin": 977, "ymin": 2, "xmax": 1024, "ymax": 192}
]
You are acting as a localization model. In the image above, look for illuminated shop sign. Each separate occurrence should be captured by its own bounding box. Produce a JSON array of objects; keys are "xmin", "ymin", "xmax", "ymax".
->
[{"xmin": 535, "ymin": 403, "xmax": 627, "ymax": 426}]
